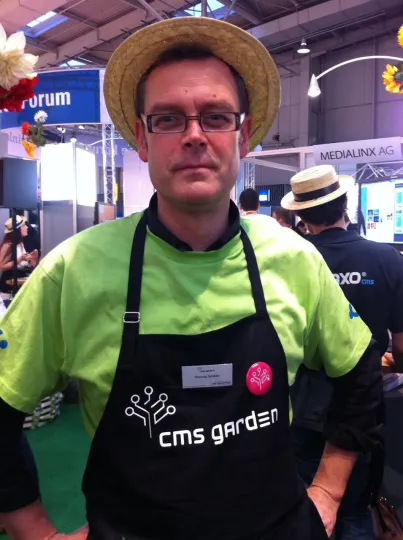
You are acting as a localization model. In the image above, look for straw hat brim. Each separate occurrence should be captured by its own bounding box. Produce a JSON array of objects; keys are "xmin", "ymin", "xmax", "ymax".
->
[
  {"xmin": 103, "ymin": 17, "xmax": 280, "ymax": 152},
  {"xmin": 281, "ymin": 175, "xmax": 355, "ymax": 211}
]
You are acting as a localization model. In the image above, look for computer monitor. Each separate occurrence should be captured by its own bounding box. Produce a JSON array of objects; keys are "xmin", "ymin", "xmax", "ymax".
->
[
  {"xmin": 95, "ymin": 202, "xmax": 116, "ymax": 224},
  {"xmin": 360, "ymin": 178, "xmax": 403, "ymax": 243},
  {"xmin": 258, "ymin": 188, "xmax": 270, "ymax": 203}
]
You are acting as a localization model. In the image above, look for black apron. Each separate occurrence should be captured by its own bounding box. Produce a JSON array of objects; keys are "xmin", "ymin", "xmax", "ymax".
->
[{"xmin": 83, "ymin": 211, "xmax": 327, "ymax": 540}]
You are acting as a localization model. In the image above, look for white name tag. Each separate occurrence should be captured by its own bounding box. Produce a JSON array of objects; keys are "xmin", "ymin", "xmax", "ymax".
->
[{"xmin": 182, "ymin": 364, "xmax": 233, "ymax": 389}]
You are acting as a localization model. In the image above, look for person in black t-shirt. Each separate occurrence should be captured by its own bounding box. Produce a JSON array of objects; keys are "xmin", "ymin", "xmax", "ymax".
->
[{"xmin": 282, "ymin": 165, "xmax": 403, "ymax": 540}]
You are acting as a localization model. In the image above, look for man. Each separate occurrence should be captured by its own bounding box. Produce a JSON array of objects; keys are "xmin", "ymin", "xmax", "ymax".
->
[
  {"xmin": 272, "ymin": 207, "xmax": 294, "ymax": 228},
  {"xmin": 0, "ymin": 18, "xmax": 382, "ymax": 540},
  {"xmin": 272, "ymin": 206, "xmax": 305, "ymax": 237},
  {"xmin": 282, "ymin": 164, "xmax": 403, "ymax": 539},
  {"xmin": 239, "ymin": 188, "xmax": 259, "ymax": 216}
]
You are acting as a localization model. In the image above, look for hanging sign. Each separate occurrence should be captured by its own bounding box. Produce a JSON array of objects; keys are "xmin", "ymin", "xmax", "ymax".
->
[
  {"xmin": 313, "ymin": 137, "xmax": 402, "ymax": 165},
  {"xmin": 1, "ymin": 70, "xmax": 101, "ymax": 128}
]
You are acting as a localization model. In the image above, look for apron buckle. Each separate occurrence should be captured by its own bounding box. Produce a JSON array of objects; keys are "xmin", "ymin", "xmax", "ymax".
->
[{"xmin": 123, "ymin": 311, "xmax": 140, "ymax": 324}]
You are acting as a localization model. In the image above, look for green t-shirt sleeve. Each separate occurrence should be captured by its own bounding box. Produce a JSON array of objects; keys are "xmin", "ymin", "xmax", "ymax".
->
[
  {"xmin": 0, "ymin": 263, "xmax": 66, "ymax": 413},
  {"xmin": 304, "ymin": 257, "xmax": 372, "ymax": 378}
]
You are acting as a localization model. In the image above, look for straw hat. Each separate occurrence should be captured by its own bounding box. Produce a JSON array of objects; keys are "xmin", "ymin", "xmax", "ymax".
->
[
  {"xmin": 4, "ymin": 215, "xmax": 26, "ymax": 234},
  {"xmin": 103, "ymin": 17, "xmax": 280, "ymax": 152},
  {"xmin": 281, "ymin": 165, "xmax": 355, "ymax": 211}
]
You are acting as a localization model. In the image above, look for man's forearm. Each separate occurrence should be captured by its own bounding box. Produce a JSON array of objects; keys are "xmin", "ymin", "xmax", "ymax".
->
[
  {"xmin": 1, "ymin": 501, "xmax": 56, "ymax": 540},
  {"xmin": 311, "ymin": 442, "xmax": 357, "ymax": 502}
]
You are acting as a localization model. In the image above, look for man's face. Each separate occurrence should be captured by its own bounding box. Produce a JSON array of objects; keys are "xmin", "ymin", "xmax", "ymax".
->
[{"xmin": 135, "ymin": 57, "xmax": 251, "ymax": 212}]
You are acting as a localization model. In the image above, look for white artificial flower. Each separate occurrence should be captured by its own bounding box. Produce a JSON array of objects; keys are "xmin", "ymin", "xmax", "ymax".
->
[
  {"xmin": 34, "ymin": 110, "xmax": 48, "ymax": 123},
  {"xmin": 0, "ymin": 24, "xmax": 38, "ymax": 90}
]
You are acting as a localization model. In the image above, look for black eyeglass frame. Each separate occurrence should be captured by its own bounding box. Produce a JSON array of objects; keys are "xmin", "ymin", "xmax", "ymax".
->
[{"xmin": 141, "ymin": 112, "xmax": 245, "ymax": 134}]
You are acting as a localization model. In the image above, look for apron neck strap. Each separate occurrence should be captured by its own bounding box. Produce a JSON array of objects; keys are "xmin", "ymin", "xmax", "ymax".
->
[
  {"xmin": 240, "ymin": 227, "xmax": 268, "ymax": 317},
  {"xmin": 123, "ymin": 210, "xmax": 148, "ymax": 330}
]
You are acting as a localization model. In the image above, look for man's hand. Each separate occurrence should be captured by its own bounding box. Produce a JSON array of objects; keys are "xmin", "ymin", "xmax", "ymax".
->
[
  {"xmin": 307, "ymin": 484, "xmax": 338, "ymax": 538},
  {"xmin": 382, "ymin": 352, "xmax": 394, "ymax": 371},
  {"xmin": 45, "ymin": 525, "xmax": 88, "ymax": 539}
]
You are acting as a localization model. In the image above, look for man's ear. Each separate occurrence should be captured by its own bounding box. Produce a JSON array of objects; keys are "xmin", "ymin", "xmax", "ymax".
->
[
  {"xmin": 239, "ymin": 115, "xmax": 253, "ymax": 159},
  {"xmin": 135, "ymin": 118, "xmax": 148, "ymax": 163}
]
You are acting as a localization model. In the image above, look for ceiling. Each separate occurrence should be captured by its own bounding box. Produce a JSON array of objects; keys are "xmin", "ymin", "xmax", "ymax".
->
[{"xmin": 0, "ymin": 0, "xmax": 401, "ymax": 71}]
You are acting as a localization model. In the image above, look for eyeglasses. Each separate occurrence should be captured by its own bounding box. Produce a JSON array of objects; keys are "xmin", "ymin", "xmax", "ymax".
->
[{"xmin": 141, "ymin": 112, "xmax": 245, "ymax": 134}]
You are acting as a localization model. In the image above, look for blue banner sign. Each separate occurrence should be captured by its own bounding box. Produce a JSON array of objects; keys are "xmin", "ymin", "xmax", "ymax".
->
[{"xmin": 2, "ymin": 69, "xmax": 101, "ymax": 128}]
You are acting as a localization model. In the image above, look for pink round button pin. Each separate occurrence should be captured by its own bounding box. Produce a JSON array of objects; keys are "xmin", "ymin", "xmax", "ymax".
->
[{"xmin": 246, "ymin": 362, "xmax": 273, "ymax": 395}]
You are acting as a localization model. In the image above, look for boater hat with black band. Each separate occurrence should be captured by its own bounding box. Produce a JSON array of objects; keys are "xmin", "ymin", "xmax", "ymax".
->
[
  {"xmin": 103, "ymin": 17, "xmax": 281, "ymax": 152},
  {"xmin": 281, "ymin": 165, "xmax": 355, "ymax": 211},
  {"xmin": 4, "ymin": 215, "xmax": 26, "ymax": 234}
]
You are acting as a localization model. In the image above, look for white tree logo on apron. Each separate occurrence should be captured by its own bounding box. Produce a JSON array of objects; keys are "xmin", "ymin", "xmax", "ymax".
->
[{"xmin": 125, "ymin": 386, "xmax": 176, "ymax": 438}]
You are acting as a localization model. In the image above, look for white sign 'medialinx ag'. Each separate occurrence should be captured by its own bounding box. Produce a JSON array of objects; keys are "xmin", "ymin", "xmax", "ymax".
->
[
  {"xmin": 313, "ymin": 137, "xmax": 402, "ymax": 165},
  {"xmin": 21, "ymin": 92, "xmax": 71, "ymax": 109}
]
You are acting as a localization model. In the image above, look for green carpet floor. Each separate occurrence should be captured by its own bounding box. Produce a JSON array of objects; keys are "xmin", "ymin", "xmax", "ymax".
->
[{"xmin": 6, "ymin": 404, "xmax": 90, "ymax": 537}]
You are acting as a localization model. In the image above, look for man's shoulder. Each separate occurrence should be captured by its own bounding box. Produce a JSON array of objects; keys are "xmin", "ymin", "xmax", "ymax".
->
[
  {"xmin": 343, "ymin": 235, "xmax": 402, "ymax": 262},
  {"xmin": 242, "ymin": 214, "xmax": 322, "ymax": 266},
  {"xmin": 41, "ymin": 213, "xmax": 142, "ymax": 282}
]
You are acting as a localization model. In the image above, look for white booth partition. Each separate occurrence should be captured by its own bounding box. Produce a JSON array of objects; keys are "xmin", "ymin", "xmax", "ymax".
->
[
  {"xmin": 123, "ymin": 150, "xmax": 154, "ymax": 217},
  {"xmin": 40, "ymin": 143, "xmax": 96, "ymax": 255}
]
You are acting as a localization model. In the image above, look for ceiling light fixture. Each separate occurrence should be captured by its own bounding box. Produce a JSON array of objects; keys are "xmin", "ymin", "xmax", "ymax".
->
[
  {"xmin": 308, "ymin": 55, "xmax": 403, "ymax": 98},
  {"xmin": 297, "ymin": 38, "xmax": 310, "ymax": 54},
  {"xmin": 78, "ymin": 125, "xmax": 85, "ymax": 130},
  {"xmin": 307, "ymin": 74, "xmax": 321, "ymax": 98}
]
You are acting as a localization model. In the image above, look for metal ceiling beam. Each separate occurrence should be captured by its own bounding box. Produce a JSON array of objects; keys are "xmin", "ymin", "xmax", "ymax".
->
[
  {"xmin": 219, "ymin": 0, "xmax": 261, "ymax": 25},
  {"xmin": 121, "ymin": 0, "xmax": 165, "ymax": 20},
  {"xmin": 77, "ymin": 54, "xmax": 107, "ymax": 66},
  {"xmin": 26, "ymin": 36, "xmax": 57, "ymax": 54},
  {"xmin": 54, "ymin": 8, "xmax": 100, "ymax": 29},
  {"xmin": 243, "ymin": 157, "xmax": 298, "ymax": 173},
  {"xmin": 267, "ymin": 11, "xmax": 387, "ymax": 53},
  {"xmin": 36, "ymin": 0, "xmax": 187, "ymax": 68},
  {"xmin": 249, "ymin": 0, "xmax": 402, "ymax": 45},
  {"xmin": 270, "ymin": 13, "xmax": 403, "ymax": 66}
]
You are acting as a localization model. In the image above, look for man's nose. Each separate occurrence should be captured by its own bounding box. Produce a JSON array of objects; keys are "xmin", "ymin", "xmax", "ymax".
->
[{"xmin": 182, "ymin": 118, "xmax": 208, "ymax": 148}]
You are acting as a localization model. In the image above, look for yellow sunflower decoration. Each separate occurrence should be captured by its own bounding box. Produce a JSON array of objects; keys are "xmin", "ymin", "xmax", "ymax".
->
[
  {"xmin": 398, "ymin": 25, "xmax": 403, "ymax": 48},
  {"xmin": 383, "ymin": 63, "xmax": 403, "ymax": 94},
  {"xmin": 382, "ymin": 25, "xmax": 403, "ymax": 94}
]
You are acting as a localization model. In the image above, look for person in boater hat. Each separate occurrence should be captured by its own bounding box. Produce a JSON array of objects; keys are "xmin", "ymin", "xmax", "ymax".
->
[
  {"xmin": 0, "ymin": 18, "xmax": 382, "ymax": 540},
  {"xmin": 285, "ymin": 165, "xmax": 403, "ymax": 540}
]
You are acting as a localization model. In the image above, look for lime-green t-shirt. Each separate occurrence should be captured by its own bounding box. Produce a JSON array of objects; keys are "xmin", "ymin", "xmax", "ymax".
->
[{"xmin": 0, "ymin": 212, "xmax": 371, "ymax": 437}]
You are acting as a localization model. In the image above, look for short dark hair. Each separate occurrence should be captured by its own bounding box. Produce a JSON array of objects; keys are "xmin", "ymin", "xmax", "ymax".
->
[
  {"xmin": 297, "ymin": 194, "xmax": 347, "ymax": 226},
  {"xmin": 273, "ymin": 207, "xmax": 294, "ymax": 226},
  {"xmin": 135, "ymin": 44, "xmax": 249, "ymax": 117},
  {"xmin": 239, "ymin": 188, "xmax": 259, "ymax": 211}
]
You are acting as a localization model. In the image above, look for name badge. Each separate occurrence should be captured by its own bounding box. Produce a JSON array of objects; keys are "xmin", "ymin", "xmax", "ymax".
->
[{"xmin": 182, "ymin": 364, "xmax": 233, "ymax": 389}]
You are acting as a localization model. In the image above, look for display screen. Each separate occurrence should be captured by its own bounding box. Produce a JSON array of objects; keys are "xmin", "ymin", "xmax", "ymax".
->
[
  {"xmin": 360, "ymin": 179, "xmax": 403, "ymax": 243},
  {"xmin": 258, "ymin": 189, "xmax": 269, "ymax": 202}
]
